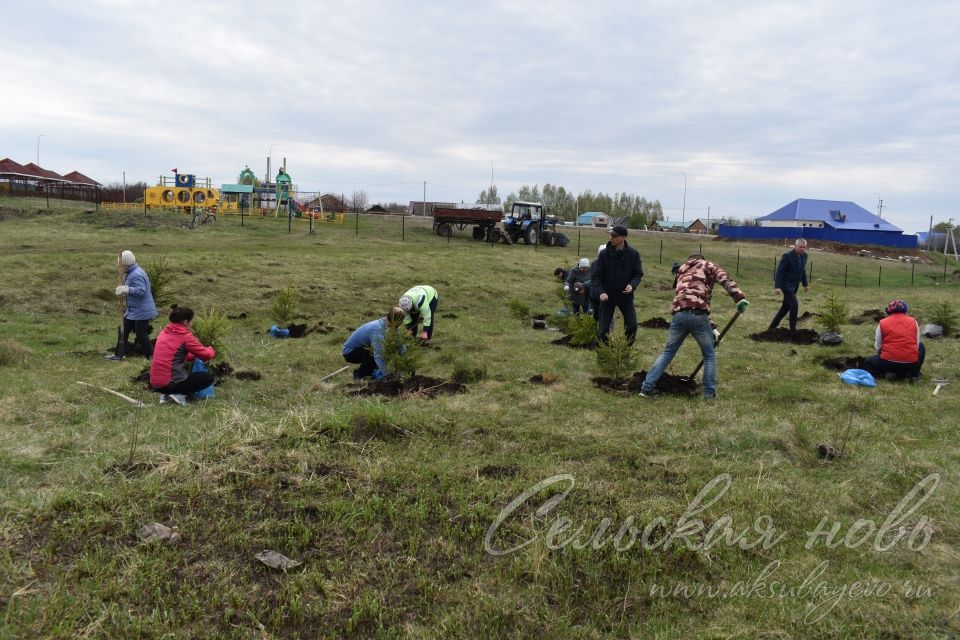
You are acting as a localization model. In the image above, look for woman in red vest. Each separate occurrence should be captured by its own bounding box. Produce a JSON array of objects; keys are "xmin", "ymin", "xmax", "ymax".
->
[{"xmin": 865, "ymin": 299, "xmax": 925, "ymax": 381}]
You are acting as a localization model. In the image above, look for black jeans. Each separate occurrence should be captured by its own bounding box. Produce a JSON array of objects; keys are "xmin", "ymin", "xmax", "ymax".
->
[
  {"xmin": 344, "ymin": 347, "xmax": 377, "ymax": 378},
  {"xmin": 770, "ymin": 286, "xmax": 800, "ymax": 331},
  {"xmin": 154, "ymin": 372, "xmax": 214, "ymax": 395},
  {"xmin": 406, "ymin": 296, "xmax": 439, "ymax": 339},
  {"xmin": 864, "ymin": 343, "xmax": 925, "ymax": 379},
  {"xmin": 120, "ymin": 318, "xmax": 153, "ymax": 357},
  {"xmin": 597, "ymin": 295, "xmax": 637, "ymax": 344}
]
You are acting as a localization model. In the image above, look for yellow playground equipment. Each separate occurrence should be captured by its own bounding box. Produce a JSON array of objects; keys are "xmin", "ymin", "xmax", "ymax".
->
[{"xmin": 144, "ymin": 171, "xmax": 219, "ymax": 211}]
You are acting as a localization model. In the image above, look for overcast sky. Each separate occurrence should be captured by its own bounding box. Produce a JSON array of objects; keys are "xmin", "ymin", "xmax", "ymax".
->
[{"xmin": 2, "ymin": 0, "xmax": 958, "ymax": 232}]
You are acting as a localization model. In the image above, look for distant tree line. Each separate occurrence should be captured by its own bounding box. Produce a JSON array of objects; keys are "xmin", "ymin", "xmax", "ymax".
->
[
  {"xmin": 479, "ymin": 184, "xmax": 664, "ymax": 228},
  {"xmin": 100, "ymin": 181, "xmax": 150, "ymax": 203}
]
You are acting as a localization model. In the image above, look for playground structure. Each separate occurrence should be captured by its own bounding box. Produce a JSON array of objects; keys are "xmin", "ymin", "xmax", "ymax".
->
[
  {"xmin": 144, "ymin": 171, "xmax": 220, "ymax": 211},
  {"xmin": 219, "ymin": 161, "xmax": 343, "ymax": 224}
]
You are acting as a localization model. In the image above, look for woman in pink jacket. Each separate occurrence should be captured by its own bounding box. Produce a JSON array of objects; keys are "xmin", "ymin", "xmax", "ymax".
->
[{"xmin": 149, "ymin": 306, "xmax": 216, "ymax": 405}]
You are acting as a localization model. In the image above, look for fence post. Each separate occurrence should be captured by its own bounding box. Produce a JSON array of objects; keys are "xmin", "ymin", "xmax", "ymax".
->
[
  {"xmin": 143, "ymin": 187, "xmax": 146, "ymax": 215},
  {"xmin": 659, "ymin": 240, "xmax": 663, "ymax": 264},
  {"xmin": 911, "ymin": 261, "xmax": 915, "ymax": 286},
  {"xmin": 401, "ymin": 213, "xmax": 405, "ymax": 241},
  {"xmin": 844, "ymin": 264, "xmax": 847, "ymax": 287},
  {"xmin": 773, "ymin": 256, "xmax": 776, "ymax": 279},
  {"xmin": 241, "ymin": 203, "xmax": 244, "ymax": 228},
  {"xmin": 699, "ymin": 243, "xmax": 702, "ymax": 255},
  {"xmin": 447, "ymin": 223, "xmax": 451, "ymax": 244},
  {"xmin": 878, "ymin": 265, "xmax": 882, "ymax": 287},
  {"xmin": 309, "ymin": 210, "xmax": 314, "ymax": 235},
  {"xmin": 736, "ymin": 249, "xmax": 740, "ymax": 276},
  {"xmin": 288, "ymin": 207, "xmax": 292, "ymax": 234},
  {"xmin": 355, "ymin": 210, "xmax": 359, "ymax": 236},
  {"xmin": 45, "ymin": 185, "xmax": 50, "ymax": 209},
  {"xmin": 577, "ymin": 228, "xmax": 581, "ymax": 256},
  {"xmin": 809, "ymin": 259, "xmax": 813, "ymax": 283}
]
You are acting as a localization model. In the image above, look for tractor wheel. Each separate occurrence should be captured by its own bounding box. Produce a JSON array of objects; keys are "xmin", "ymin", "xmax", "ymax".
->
[
  {"xmin": 436, "ymin": 223, "xmax": 452, "ymax": 237},
  {"xmin": 524, "ymin": 226, "xmax": 538, "ymax": 245},
  {"xmin": 487, "ymin": 227, "xmax": 503, "ymax": 243},
  {"xmin": 472, "ymin": 226, "xmax": 486, "ymax": 241}
]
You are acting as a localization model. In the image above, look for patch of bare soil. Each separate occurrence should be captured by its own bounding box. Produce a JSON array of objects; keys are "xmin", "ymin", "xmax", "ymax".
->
[
  {"xmin": 529, "ymin": 374, "xmax": 558, "ymax": 385},
  {"xmin": 820, "ymin": 355, "xmax": 868, "ymax": 371},
  {"xmin": 479, "ymin": 464, "xmax": 519, "ymax": 478},
  {"xmin": 346, "ymin": 375, "xmax": 465, "ymax": 397},
  {"xmin": 550, "ymin": 334, "xmax": 596, "ymax": 349},
  {"xmin": 750, "ymin": 328, "xmax": 820, "ymax": 344},
  {"xmin": 591, "ymin": 370, "xmax": 700, "ymax": 396},
  {"xmin": 849, "ymin": 309, "xmax": 883, "ymax": 325},
  {"xmin": 640, "ymin": 317, "xmax": 670, "ymax": 329},
  {"xmin": 132, "ymin": 361, "xmax": 261, "ymax": 388},
  {"xmin": 798, "ymin": 311, "xmax": 818, "ymax": 321}
]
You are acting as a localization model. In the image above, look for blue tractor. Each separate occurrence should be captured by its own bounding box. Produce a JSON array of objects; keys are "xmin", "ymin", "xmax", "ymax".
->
[{"xmin": 501, "ymin": 201, "xmax": 570, "ymax": 247}]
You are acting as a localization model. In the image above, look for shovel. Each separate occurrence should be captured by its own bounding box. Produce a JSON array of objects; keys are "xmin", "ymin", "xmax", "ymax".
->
[{"xmin": 683, "ymin": 310, "xmax": 742, "ymax": 382}]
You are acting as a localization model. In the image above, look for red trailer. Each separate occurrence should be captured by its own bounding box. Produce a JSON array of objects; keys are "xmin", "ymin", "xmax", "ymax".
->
[{"xmin": 432, "ymin": 207, "xmax": 504, "ymax": 241}]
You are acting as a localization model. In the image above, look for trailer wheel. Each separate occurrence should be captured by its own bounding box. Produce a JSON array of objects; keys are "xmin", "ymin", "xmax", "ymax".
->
[
  {"xmin": 524, "ymin": 226, "xmax": 538, "ymax": 245},
  {"xmin": 541, "ymin": 229, "xmax": 554, "ymax": 246},
  {"xmin": 555, "ymin": 233, "xmax": 570, "ymax": 247},
  {"xmin": 436, "ymin": 223, "xmax": 452, "ymax": 236},
  {"xmin": 472, "ymin": 226, "xmax": 486, "ymax": 240}
]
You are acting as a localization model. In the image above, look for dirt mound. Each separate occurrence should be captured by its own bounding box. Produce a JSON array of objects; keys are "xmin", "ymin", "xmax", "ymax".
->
[
  {"xmin": 529, "ymin": 374, "xmax": 558, "ymax": 385},
  {"xmin": 798, "ymin": 311, "xmax": 818, "ymax": 321},
  {"xmin": 551, "ymin": 334, "xmax": 596, "ymax": 349},
  {"xmin": 640, "ymin": 317, "xmax": 670, "ymax": 329},
  {"xmin": 132, "ymin": 361, "xmax": 261, "ymax": 388},
  {"xmin": 820, "ymin": 356, "xmax": 868, "ymax": 371},
  {"xmin": 750, "ymin": 328, "xmax": 820, "ymax": 344},
  {"xmin": 592, "ymin": 371, "xmax": 699, "ymax": 396},
  {"xmin": 347, "ymin": 375, "xmax": 465, "ymax": 397},
  {"xmin": 849, "ymin": 309, "xmax": 883, "ymax": 325}
]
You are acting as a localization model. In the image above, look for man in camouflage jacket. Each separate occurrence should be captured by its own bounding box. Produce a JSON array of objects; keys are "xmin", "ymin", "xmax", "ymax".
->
[{"xmin": 640, "ymin": 253, "xmax": 749, "ymax": 399}]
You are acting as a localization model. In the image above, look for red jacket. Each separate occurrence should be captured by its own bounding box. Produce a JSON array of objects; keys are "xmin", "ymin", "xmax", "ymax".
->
[
  {"xmin": 878, "ymin": 313, "xmax": 919, "ymax": 363},
  {"xmin": 150, "ymin": 322, "xmax": 216, "ymax": 388}
]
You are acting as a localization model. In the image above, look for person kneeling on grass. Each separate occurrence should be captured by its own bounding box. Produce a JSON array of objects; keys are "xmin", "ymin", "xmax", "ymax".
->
[
  {"xmin": 149, "ymin": 306, "xmax": 216, "ymax": 406},
  {"xmin": 864, "ymin": 299, "xmax": 925, "ymax": 382},
  {"xmin": 639, "ymin": 253, "xmax": 748, "ymax": 400},
  {"xmin": 342, "ymin": 307, "xmax": 406, "ymax": 380}
]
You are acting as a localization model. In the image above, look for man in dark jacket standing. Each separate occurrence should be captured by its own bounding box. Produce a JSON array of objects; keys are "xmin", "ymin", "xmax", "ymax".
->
[
  {"xmin": 768, "ymin": 238, "xmax": 810, "ymax": 333},
  {"xmin": 591, "ymin": 226, "xmax": 643, "ymax": 344}
]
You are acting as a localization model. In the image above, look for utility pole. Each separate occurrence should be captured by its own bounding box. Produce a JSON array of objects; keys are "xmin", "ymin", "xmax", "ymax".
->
[
  {"xmin": 122, "ymin": 171, "xmax": 126, "ymax": 204},
  {"xmin": 874, "ymin": 193, "xmax": 885, "ymax": 219}
]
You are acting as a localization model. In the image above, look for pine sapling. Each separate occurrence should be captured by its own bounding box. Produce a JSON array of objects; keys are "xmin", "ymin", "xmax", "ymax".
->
[
  {"xmin": 595, "ymin": 330, "xmax": 637, "ymax": 383},
  {"xmin": 192, "ymin": 307, "xmax": 229, "ymax": 357},
  {"xmin": 143, "ymin": 255, "xmax": 174, "ymax": 310},
  {"xmin": 817, "ymin": 292, "xmax": 848, "ymax": 334},
  {"xmin": 271, "ymin": 285, "xmax": 299, "ymax": 327},
  {"xmin": 380, "ymin": 316, "xmax": 422, "ymax": 379}
]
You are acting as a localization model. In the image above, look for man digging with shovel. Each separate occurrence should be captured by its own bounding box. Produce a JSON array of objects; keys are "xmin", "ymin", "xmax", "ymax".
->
[{"xmin": 639, "ymin": 253, "xmax": 749, "ymax": 400}]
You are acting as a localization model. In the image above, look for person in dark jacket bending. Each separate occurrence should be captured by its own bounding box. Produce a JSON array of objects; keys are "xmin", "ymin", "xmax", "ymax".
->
[
  {"xmin": 591, "ymin": 226, "xmax": 644, "ymax": 344},
  {"xmin": 768, "ymin": 238, "xmax": 810, "ymax": 332}
]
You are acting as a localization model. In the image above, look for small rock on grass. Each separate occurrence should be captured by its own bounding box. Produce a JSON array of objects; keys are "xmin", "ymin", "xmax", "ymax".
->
[
  {"xmin": 136, "ymin": 522, "xmax": 182, "ymax": 545},
  {"xmin": 256, "ymin": 550, "xmax": 302, "ymax": 570}
]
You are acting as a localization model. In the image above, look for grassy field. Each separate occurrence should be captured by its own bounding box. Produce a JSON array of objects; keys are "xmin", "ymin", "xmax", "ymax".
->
[{"xmin": 0, "ymin": 198, "xmax": 958, "ymax": 639}]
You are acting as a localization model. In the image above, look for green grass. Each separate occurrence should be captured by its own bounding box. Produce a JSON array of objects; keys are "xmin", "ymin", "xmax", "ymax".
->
[{"xmin": 0, "ymin": 197, "xmax": 959, "ymax": 638}]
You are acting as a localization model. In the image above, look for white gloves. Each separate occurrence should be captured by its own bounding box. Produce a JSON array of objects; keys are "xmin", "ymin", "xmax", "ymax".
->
[
  {"xmin": 563, "ymin": 285, "xmax": 570, "ymax": 292},
  {"xmin": 115, "ymin": 285, "xmax": 129, "ymax": 295}
]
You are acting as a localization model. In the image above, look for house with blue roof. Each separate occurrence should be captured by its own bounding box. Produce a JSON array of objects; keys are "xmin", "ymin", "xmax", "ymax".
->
[
  {"xmin": 577, "ymin": 211, "xmax": 609, "ymax": 226},
  {"xmin": 719, "ymin": 198, "xmax": 917, "ymax": 248}
]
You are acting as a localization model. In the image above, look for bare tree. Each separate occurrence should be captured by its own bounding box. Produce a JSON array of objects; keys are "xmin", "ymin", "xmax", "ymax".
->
[{"xmin": 349, "ymin": 189, "xmax": 369, "ymax": 213}]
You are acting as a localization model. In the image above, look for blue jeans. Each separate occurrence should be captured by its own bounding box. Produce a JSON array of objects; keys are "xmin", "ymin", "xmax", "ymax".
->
[{"xmin": 641, "ymin": 311, "xmax": 717, "ymax": 398}]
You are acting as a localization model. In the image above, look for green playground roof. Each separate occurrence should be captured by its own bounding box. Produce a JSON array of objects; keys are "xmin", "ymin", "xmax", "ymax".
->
[{"xmin": 220, "ymin": 184, "xmax": 254, "ymax": 193}]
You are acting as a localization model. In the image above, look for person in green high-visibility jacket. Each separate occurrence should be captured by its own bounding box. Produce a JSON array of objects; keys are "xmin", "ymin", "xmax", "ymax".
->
[{"xmin": 398, "ymin": 285, "xmax": 439, "ymax": 341}]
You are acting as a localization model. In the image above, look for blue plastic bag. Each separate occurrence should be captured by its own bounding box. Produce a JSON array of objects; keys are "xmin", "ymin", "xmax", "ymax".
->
[
  {"xmin": 268, "ymin": 325, "xmax": 290, "ymax": 338},
  {"xmin": 192, "ymin": 359, "xmax": 216, "ymax": 399},
  {"xmin": 839, "ymin": 369, "xmax": 876, "ymax": 387}
]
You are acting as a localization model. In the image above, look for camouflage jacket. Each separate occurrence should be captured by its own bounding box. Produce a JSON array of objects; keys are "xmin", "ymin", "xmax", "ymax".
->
[{"xmin": 671, "ymin": 258, "xmax": 745, "ymax": 314}]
